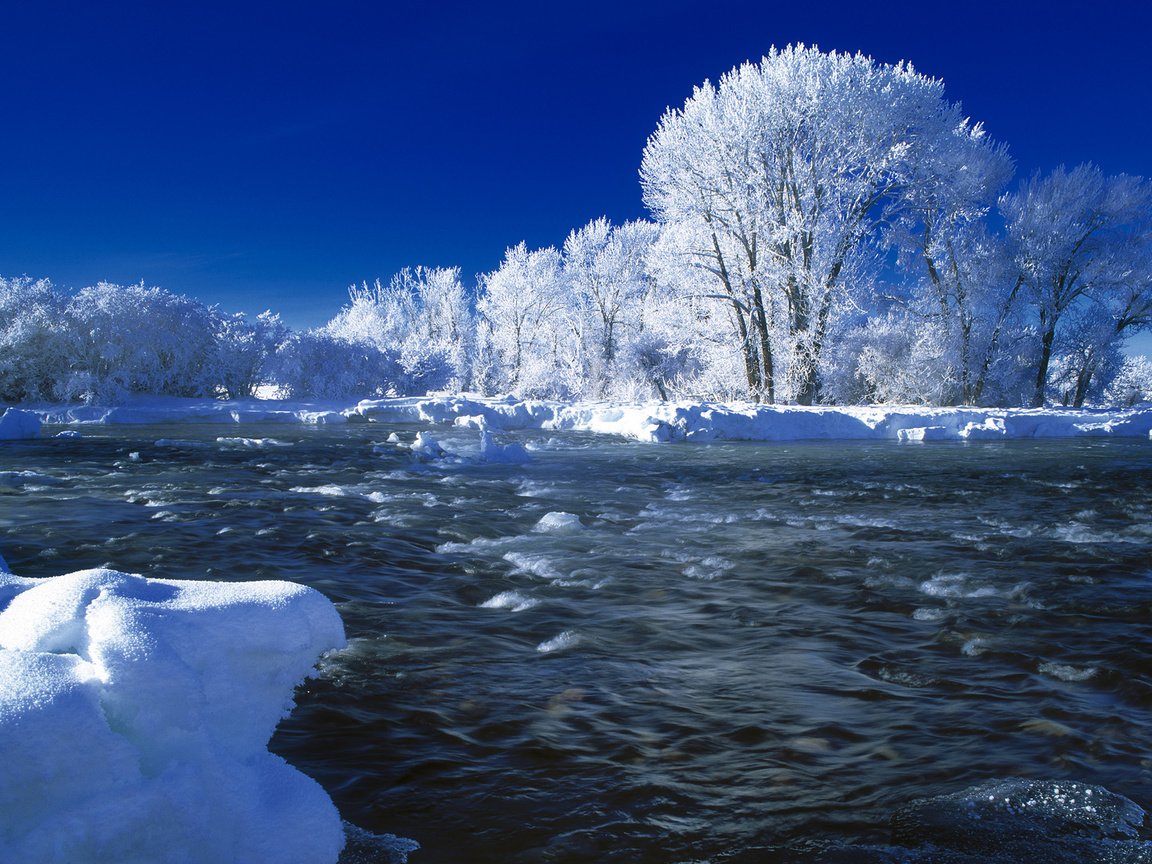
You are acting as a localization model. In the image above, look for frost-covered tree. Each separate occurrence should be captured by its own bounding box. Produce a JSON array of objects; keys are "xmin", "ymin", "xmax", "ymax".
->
[
  {"xmin": 641, "ymin": 45, "xmax": 993, "ymax": 404},
  {"xmin": 562, "ymin": 218, "xmax": 660, "ymax": 397},
  {"xmin": 641, "ymin": 222, "xmax": 750, "ymax": 400},
  {"xmin": 0, "ymin": 277, "xmax": 75, "ymax": 402},
  {"xmin": 885, "ymin": 222, "xmax": 1034, "ymax": 406},
  {"xmin": 894, "ymin": 125, "xmax": 1018, "ymax": 404},
  {"xmin": 326, "ymin": 266, "xmax": 473, "ymax": 394},
  {"xmin": 267, "ymin": 329, "xmax": 400, "ymax": 400},
  {"xmin": 214, "ymin": 311, "xmax": 286, "ymax": 399},
  {"xmin": 1002, "ymin": 164, "xmax": 1152, "ymax": 406},
  {"xmin": 475, "ymin": 243, "xmax": 575, "ymax": 397},
  {"xmin": 64, "ymin": 283, "xmax": 220, "ymax": 401},
  {"xmin": 1103, "ymin": 355, "xmax": 1152, "ymax": 406}
]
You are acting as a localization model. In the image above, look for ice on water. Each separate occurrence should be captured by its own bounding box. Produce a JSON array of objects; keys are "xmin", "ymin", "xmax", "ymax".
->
[{"xmin": 533, "ymin": 511, "xmax": 584, "ymax": 532}]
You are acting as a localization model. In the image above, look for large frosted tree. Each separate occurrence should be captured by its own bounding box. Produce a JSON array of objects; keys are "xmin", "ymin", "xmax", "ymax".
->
[{"xmin": 641, "ymin": 44, "xmax": 996, "ymax": 404}]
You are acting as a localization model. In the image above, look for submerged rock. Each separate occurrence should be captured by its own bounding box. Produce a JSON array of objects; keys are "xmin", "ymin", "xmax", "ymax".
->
[
  {"xmin": 754, "ymin": 778, "xmax": 1152, "ymax": 863},
  {"xmin": 891, "ymin": 777, "xmax": 1151, "ymax": 862}
]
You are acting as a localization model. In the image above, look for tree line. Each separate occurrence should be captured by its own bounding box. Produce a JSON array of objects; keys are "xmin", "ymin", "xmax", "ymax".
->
[{"xmin": 3, "ymin": 46, "xmax": 1151, "ymax": 408}]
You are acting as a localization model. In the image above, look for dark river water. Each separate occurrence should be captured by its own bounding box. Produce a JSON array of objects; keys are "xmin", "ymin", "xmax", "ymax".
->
[{"xmin": 3, "ymin": 423, "xmax": 1151, "ymax": 862}]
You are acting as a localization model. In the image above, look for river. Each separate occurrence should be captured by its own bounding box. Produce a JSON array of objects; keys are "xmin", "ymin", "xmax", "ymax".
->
[{"xmin": 3, "ymin": 423, "xmax": 1151, "ymax": 862}]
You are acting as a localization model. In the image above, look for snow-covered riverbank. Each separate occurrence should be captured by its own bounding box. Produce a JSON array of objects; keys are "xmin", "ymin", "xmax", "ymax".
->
[{"xmin": 9, "ymin": 396, "xmax": 1152, "ymax": 443}]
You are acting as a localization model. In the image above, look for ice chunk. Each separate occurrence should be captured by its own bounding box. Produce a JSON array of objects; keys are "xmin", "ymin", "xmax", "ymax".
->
[
  {"xmin": 960, "ymin": 417, "xmax": 1007, "ymax": 439},
  {"xmin": 0, "ymin": 567, "xmax": 347, "ymax": 864},
  {"xmin": 898, "ymin": 425, "xmax": 952, "ymax": 442},
  {"xmin": 1039, "ymin": 661, "xmax": 1099, "ymax": 682},
  {"xmin": 299, "ymin": 410, "xmax": 348, "ymax": 425},
  {"xmin": 216, "ymin": 436, "xmax": 293, "ymax": 448},
  {"xmin": 409, "ymin": 431, "xmax": 449, "ymax": 462},
  {"xmin": 479, "ymin": 430, "xmax": 530, "ymax": 464},
  {"xmin": 534, "ymin": 511, "xmax": 583, "ymax": 533}
]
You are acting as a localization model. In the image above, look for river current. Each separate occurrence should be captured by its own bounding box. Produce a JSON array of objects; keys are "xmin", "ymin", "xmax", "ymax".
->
[{"xmin": 3, "ymin": 422, "xmax": 1151, "ymax": 862}]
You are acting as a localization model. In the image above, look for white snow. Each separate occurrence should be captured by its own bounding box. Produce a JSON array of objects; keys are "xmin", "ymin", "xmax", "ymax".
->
[
  {"xmin": 14, "ymin": 394, "xmax": 1152, "ymax": 444},
  {"xmin": 356, "ymin": 397, "xmax": 1152, "ymax": 442},
  {"xmin": 0, "ymin": 567, "xmax": 347, "ymax": 864},
  {"xmin": 479, "ymin": 429, "xmax": 530, "ymax": 463},
  {"xmin": 0, "ymin": 407, "xmax": 41, "ymax": 439}
]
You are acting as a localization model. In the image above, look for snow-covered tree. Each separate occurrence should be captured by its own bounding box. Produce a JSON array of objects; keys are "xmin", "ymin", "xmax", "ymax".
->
[
  {"xmin": 1002, "ymin": 164, "xmax": 1152, "ymax": 406},
  {"xmin": 561, "ymin": 218, "xmax": 660, "ymax": 397},
  {"xmin": 894, "ymin": 124, "xmax": 1017, "ymax": 404},
  {"xmin": 213, "ymin": 311, "xmax": 286, "ymax": 400},
  {"xmin": 1103, "ymin": 354, "xmax": 1152, "ymax": 406},
  {"xmin": 641, "ymin": 222, "xmax": 749, "ymax": 400},
  {"xmin": 64, "ymin": 282, "xmax": 220, "ymax": 401},
  {"xmin": 267, "ymin": 329, "xmax": 400, "ymax": 400},
  {"xmin": 475, "ymin": 243, "xmax": 574, "ymax": 397},
  {"xmin": 641, "ymin": 44, "xmax": 993, "ymax": 404},
  {"xmin": 0, "ymin": 277, "xmax": 74, "ymax": 402},
  {"xmin": 326, "ymin": 266, "xmax": 473, "ymax": 394}
]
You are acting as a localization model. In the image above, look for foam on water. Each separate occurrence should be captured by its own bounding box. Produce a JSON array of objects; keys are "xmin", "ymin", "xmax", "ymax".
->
[
  {"xmin": 536, "ymin": 630, "xmax": 580, "ymax": 654},
  {"xmin": 919, "ymin": 572, "xmax": 1005, "ymax": 599},
  {"xmin": 1039, "ymin": 661, "xmax": 1099, "ymax": 682},
  {"xmin": 479, "ymin": 591, "xmax": 540, "ymax": 612},
  {"xmin": 216, "ymin": 437, "xmax": 293, "ymax": 448},
  {"xmin": 292, "ymin": 484, "xmax": 354, "ymax": 497},
  {"xmin": 502, "ymin": 551, "xmax": 567, "ymax": 581}
]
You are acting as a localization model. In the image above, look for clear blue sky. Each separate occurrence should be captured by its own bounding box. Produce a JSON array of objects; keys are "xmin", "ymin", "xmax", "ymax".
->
[{"xmin": 2, "ymin": 0, "xmax": 1150, "ymax": 337}]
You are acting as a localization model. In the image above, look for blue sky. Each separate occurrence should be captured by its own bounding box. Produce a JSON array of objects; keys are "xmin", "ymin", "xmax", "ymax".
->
[{"xmin": 2, "ymin": 1, "xmax": 1150, "ymax": 341}]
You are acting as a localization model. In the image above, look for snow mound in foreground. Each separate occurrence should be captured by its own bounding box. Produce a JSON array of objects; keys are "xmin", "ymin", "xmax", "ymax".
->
[{"xmin": 0, "ymin": 567, "xmax": 347, "ymax": 864}]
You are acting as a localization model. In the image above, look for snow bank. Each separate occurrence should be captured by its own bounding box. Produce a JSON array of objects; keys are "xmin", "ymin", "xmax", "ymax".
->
[
  {"xmin": 0, "ymin": 407, "xmax": 41, "ymax": 439},
  {"xmin": 0, "ymin": 567, "xmax": 347, "ymax": 864},
  {"xmin": 354, "ymin": 396, "xmax": 1152, "ymax": 444},
  {"xmin": 17, "ymin": 394, "xmax": 1152, "ymax": 444},
  {"xmin": 31, "ymin": 396, "xmax": 365, "ymax": 426}
]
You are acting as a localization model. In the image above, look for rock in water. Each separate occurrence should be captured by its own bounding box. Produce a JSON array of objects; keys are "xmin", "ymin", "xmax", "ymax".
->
[{"xmin": 891, "ymin": 777, "xmax": 1151, "ymax": 862}]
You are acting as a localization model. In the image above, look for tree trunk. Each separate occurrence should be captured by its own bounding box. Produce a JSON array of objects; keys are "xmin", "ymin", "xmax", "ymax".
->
[
  {"xmin": 750, "ymin": 282, "xmax": 775, "ymax": 404},
  {"xmin": 1032, "ymin": 323, "xmax": 1055, "ymax": 408}
]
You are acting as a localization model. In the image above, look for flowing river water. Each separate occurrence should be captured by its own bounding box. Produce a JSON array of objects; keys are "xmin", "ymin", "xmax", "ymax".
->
[{"xmin": 3, "ymin": 422, "xmax": 1151, "ymax": 862}]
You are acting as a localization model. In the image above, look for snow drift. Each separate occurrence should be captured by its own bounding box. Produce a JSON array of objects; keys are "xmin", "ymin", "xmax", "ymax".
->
[{"xmin": 0, "ymin": 567, "xmax": 347, "ymax": 864}]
